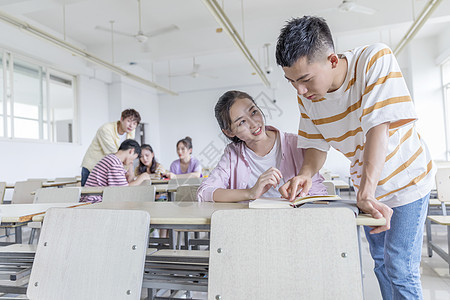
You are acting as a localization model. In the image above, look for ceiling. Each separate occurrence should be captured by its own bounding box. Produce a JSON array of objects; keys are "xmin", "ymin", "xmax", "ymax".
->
[{"xmin": 1, "ymin": 0, "xmax": 449, "ymax": 93}]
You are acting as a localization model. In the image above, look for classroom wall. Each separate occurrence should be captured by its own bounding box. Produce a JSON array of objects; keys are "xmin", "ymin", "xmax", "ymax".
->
[{"xmin": 407, "ymin": 35, "xmax": 446, "ymax": 160}]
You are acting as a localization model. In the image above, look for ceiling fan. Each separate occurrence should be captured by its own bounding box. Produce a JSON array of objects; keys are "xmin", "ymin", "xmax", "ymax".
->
[
  {"xmin": 317, "ymin": 0, "xmax": 376, "ymax": 15},
  {"xmin": 337, "ymin": 0, "xmax": 376, "ymax": 15},
  {"xmin": 170, "ymin": 58, "xmax": 218, "ymax": 79},
  {"xmin": 95, "ymin": 0, "xmax": 179, "ymax": 44}
]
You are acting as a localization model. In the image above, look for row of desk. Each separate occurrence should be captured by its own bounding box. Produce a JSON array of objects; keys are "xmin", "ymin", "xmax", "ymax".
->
[{"xmin": 1, "ymin": 201, "xmax": 385, "ymax": 247}]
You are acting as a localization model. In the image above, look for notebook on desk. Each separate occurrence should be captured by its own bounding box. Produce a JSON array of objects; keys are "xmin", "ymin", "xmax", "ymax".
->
[{"xmin": 249, "ymin": 195, "xmax": 359, "ymax": 215}]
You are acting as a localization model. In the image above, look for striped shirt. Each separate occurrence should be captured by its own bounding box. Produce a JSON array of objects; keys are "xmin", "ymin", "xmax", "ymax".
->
[
  {"xmin": 80, "ymin": 154, "xmax": 128, "ymax": 203},
  {"xmin": 297, "ymin": 43, "xmax": 435, "ymax": 208}
]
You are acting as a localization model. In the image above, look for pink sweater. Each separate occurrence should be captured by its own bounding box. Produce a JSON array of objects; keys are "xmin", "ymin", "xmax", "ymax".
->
[{"xmin": 197, "ymin": 126, "xmax": 327, "ymax": 202}]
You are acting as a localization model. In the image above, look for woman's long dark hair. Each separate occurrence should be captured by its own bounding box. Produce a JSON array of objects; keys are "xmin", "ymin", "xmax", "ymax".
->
[
  {"xmin": 138, "ymin": 144, "xmax": 157, "ymax": 174},
  {"xmin": 215, "ymin": 90, "xmax": 265, "ymax": 143}
]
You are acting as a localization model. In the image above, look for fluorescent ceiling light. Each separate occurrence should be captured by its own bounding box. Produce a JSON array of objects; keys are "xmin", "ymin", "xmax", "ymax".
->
[
  {"xmin": 0, "ymin": 10, "xmax": 178, "ymax": 96},
  {"xmin": 201, "ymin": 0, "xmax": 271, "ymax": 88},
  {"xmin": 394, "ymin": 0, "xmax": 443, "ymax": 56}
]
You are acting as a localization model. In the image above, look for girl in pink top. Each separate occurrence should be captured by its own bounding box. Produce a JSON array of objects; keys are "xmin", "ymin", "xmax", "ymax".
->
[{"xmin": 197, "ymin": 90, "xmax": 326, "ymax": 202}]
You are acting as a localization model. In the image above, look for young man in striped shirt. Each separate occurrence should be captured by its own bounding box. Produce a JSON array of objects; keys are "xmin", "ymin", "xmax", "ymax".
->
[
  {"xmin": 276, "ymin": 16, "xmax": 434, "ymax": 299},
  {"xmin": 81, "ymin": 139, "xmax": 150, "ymax": 203}
]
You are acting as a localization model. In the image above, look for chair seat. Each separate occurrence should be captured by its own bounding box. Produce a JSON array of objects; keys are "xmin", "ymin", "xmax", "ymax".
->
[
  {"xmin": 428, "ymin": 215, "xmax": 450, "ymax": 225},
  {"xmin": 27, "ymin": 222, "xmax": 42, "ymax": 229}
]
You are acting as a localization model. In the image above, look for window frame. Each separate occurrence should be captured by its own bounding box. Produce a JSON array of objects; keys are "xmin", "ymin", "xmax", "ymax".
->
[{"xmin": 0, "ymin": 49, "xmax": 77, "ymax": 144}]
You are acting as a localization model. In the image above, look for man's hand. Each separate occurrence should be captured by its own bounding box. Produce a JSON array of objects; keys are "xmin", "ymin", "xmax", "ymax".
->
[
  {"xmin": 278, "ymin": 174, "xmax": 312, "ymax": 201},
  {"xmin": 357, "ymin": 195, "xmax": 393, "ymax": 234}
]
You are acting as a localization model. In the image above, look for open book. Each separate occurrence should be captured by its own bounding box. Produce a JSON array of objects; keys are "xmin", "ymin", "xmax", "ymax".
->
[
  {"xmin": 249, "ymin": 195, "xmax": 359, "ymax": 216},
  {"xmin": 249, "ymin": 195, "xmax": 342, "ymax": 209}
]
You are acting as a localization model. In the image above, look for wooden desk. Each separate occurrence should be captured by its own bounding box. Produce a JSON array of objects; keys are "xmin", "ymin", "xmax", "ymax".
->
[
  {"xmin": 324, "ymin": 179, "xmax": 350, "ymax": 195},
  {"xmin": 6, "ymin": 183, "xmax": 14, "ymax": 189},
  {"xmin": 42, "ymin": 180, "xmax": 78, "ymax": 188},
  {"xmin": 330, "ymin": 179, "xmax": 349, "ymax": 189},
  {"xmin": 151, "ymin": 179, "xmax": 169, "ymax": 184},
  {"xmin": 80, "ymin": 186, "xmax": 105, "ymax": 195},
  {"xmin": 0, "ymin": 203, "xmax": 88, "ymax": 243},
  {"xmin": 80, "ymin": 185, "xmax": 169, "ymax": 195},
  {"xmin": 31, "ymin": 201, "xmax": 385, "ymax": 249}
]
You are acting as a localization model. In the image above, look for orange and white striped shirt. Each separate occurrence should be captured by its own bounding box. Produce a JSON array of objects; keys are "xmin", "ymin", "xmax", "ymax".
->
[{"xmin": 297, "ymin": 43, "xmax": 435, "ymax": 208}]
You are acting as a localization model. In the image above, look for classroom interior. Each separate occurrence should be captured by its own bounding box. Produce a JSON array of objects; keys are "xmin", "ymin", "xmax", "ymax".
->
[{"xmin": 1, "ymin": 0, "xmax": 450, "ymax": 299}]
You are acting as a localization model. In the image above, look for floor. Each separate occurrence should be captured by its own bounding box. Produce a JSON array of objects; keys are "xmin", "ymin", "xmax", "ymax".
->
[{"xmin": 1, "ymin": 199, "xmax": 449, "ymax": 300}]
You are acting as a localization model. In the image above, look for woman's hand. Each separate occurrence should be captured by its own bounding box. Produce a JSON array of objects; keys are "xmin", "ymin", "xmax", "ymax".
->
[
  {"xmin": 163, "ymin": 172, "xmax": 175, "ymax": 179},
  {"xmin": 278, "ymin": 174, "xmax": 312, "ymax": 201},
  {"xmin": 249, "ymin": 167, "xmax": 283, "ymax": 199}
]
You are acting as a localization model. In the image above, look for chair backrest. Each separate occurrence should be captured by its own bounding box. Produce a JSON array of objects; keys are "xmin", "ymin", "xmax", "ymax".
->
[
  {"xmin": 175, "ymin": 185, "xmax": 200, "ymax": 202},
  {"xmin": 102, "ymin": 185, "xmax": 156, "ymax": 203},
  {"xmin": 12, "ymin": 181, "xmax": 44, "ymax": 204},
  {"xmin": 435, "ymin": 167, "xmax": 450, "ymax": 202},
  {"xmin": 323, "ymin": 180, "xmax": 337, "ymax": 195},
  {"xmin": 208, "ymin": 208, "xmax": 362, "ymax": 299},
  {"xmin": 33, "ymin": 187, "xmax": 81, "ymax": 204},
  {"xmin": 54, "ymin": 177, "xmax": 79, "ymax": 187},
  {"xmin": 168, "ymin": 177, "xmax": 202, "ymax": 186},
  {"xmin": 0, "ymin": 182, "xmax": 6, "ymax": 204},
  {"xmin": 27, "ymin": 208, "xmax": 150, "ymax": 300}
]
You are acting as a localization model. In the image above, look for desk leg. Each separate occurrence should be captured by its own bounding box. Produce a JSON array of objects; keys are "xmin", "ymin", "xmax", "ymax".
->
[
  {"xmin": 15, "ymin": 226, "xmax": 22, "ymax": 244},
  {"xmin": 168, "ymin": 229, "xmax": 176, "ymax": 250},
  {"xmin": 447, "ymin": 226, "xmax": 450, "ymax": 274},
  {"xmin": 357, "ymin": 225, "xmax": 365, "ymax": 299}
]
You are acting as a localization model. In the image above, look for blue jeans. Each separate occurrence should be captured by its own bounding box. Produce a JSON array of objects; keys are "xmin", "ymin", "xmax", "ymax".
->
[
  {"xmin": 81, "ymin": 167, "xmax": 90, "ymax": 187},
  {"xmin": 364, "ymin": 193, "xmax": 430, "ymax": 300}
]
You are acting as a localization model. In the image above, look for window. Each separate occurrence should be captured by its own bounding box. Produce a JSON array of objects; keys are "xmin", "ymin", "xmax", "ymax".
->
[
  {"xmin": 442, "ymin": 59, "xmax": 450, "ymax": 160},
  {"xmin": 1, "ymin": 50, "xmax": 76, "ymax": 143}
]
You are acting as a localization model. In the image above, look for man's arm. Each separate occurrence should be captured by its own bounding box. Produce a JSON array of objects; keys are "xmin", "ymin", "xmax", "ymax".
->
[
  {"xmin": 279, "ymin": 148, "xmax": 327, "ymax": 201},
  {"xmin": 97, "ymin": 125, "xmax": 119, "ymax": 155},
  {"xmin": 357, "ymin": 122, "xmax": 393, "ymax": 234}
]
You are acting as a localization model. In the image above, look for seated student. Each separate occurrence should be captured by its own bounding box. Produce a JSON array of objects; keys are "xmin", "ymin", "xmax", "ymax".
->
[
  {"xmin": 167, "ymin": 136, "xmax": 202, "ymax": 179},
  {"xmin": 135, "ymin": 144, "xmax": 168, "ymax": 180},
  {"xmin": 197, "ymin": 90, "xmax": 327, "ymax": 202},
  {"xmin": 81, "ymin": 109, "xmax": 141, "ymax": 186},
  {"xmin": 80, "ymin": 139, "xmax": 150, "ymax": 203}
]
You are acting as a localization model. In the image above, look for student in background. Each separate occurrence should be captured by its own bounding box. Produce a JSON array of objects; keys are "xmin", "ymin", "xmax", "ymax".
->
[
  {"xmin": 275, "ymin": 16, "xmax": 434, "ymax": 299},
  {"xmin": 81, "ymin": 109, "xmax": 141, "ymax": 186},
  {"xmin": 135, "ymin": 144, "xmax": 168, "ymax": 179},
  {"xmin": 168, "ymin": 137, "xmax": 202, "ymax": 179},
  {"xmin": 80, "ymin": 139, "xmax": 150, "ymax": 203},
  {"xmin": 197, "ymin": 90, "xmax": 326, "ymax": 202}
]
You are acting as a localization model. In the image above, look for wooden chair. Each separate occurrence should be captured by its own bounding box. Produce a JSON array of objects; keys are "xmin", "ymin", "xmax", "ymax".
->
[
  {"xmin": 173, "ymin": 185, "xmax": 208, "ymax": 250},
  {"xmin": 11, "ymin": 180, "xmax": 44, "ymax": 204},
  {"xmin": 0, "ymin": 182, "xmax": 6, "ymax": 204},
  {"xmin": 102, "ymin": 185, "xmax": 156, "ymax": 202},
  {"xmin": 323, "ymin": 180, "xmax": 337, "ymax": 195},
  {"xmin": 426, "ymin": 167, "xmax": 450, "ymax": 273},
  {"xmin": 28, "ymin": 187, "xmax": 82, "ymax": 244},
  {"xmin": 208, "ymin": 208, "xmax": 363, "ymax": 299},
  {"xmin": 168, "ymin": 177, "xmax": 202, "ymax": 187},
  {"xmin": 27, "ymin": 207, "xmax": 150, "ymax": 300}
]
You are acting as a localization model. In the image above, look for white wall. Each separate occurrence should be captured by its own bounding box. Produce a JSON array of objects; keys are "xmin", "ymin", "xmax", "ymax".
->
[
  {"xmin": 120, "ymin": 79, "xmax": 161, "ymax": 155},
  {"xmin": 407, "ymin": 36, "xmax": 446, "ymax": 160}
]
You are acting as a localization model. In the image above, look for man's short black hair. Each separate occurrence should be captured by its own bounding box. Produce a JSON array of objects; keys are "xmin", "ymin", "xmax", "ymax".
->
[
  {"xmin": 276, "ymin": 16, "xmax": 335, "ymax": 67},
  {"xmin": 118, "ymin": 139, "xmax": 141, "ymax": 157}
]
